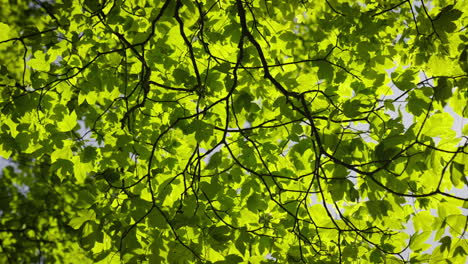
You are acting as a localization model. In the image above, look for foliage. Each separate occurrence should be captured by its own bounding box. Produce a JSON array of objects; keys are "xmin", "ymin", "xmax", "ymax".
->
[{"xmin": 1, "ymin": 0, "xmax": 468, "ymax": 263}]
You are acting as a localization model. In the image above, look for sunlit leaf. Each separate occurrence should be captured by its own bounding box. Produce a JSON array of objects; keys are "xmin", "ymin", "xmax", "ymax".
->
[
  {"xmin": 57, "ymin": 111, "xmax": 78, "ymax": 132},
  {"xmin": 0, "ymin": 23, "xmax": 11, "ymax": 42}
]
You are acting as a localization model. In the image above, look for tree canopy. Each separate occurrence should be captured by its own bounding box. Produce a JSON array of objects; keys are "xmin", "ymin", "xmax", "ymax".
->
[{"xmin": 1, "ymin": 0, "xmax": 468, "ymax": 263}]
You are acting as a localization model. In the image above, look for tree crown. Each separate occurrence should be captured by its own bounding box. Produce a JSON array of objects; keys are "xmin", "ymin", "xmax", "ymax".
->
[{"xmin": 0, "ymin": 0, "xmax": 468, "ymax": 263}]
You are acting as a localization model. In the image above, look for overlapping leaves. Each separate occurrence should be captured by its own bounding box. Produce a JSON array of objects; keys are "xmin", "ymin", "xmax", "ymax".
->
[{"xmin": 0, "ymin": 0, "xmax": 467, "ymax": 263}]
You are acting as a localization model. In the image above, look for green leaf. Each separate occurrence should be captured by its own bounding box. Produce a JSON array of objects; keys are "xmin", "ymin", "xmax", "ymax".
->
[
  {"xmin": 173, "ymin": 68, "xmax": 191, "ymax": 83},
  {"xmin": 200, "ymin": 178, "xmax": 222, "ymax": 198},
  {"xmin": 0, "ymin": 23, "xmax": 11, "ymax": 41},
  {"xmin": 51, "ymin": 158, "xmax": 74, "ymax": 180},
  {"xmin": 223, "ymin": 254, "xmax": 244, "ymax": 263},
  {"xmin": 207, "ymin": 151, "xmax": 222, "ymax": 169},
  {"xmin": 342, "ymin": 100, "xmax": 361, "ymax": 118},
  {"xmin": 434, "ymin": 77, "xmax": 452, "ymax": 105},
  {"xmin": 374, "ymin": 135, "xmax": 403, "ymax": 160},
  {"xmin": 57, "ymin": 111, "xmax": 77, "ymax": 132},
  {"xmin": 434, "ymin": 7, "xmax": 463, "ymax": 34},
  {"xmin": 279, "ymin": 31, "xmax": 296, "ymax": 41},
  {"xmin": 147, "ymin": 209, "xmax": 167, "ymax": 229},
  {"xmin": 369, "ymin": 249, "xmax": 382, "ymax": 263},
  {"xmin": 191, "ymin": 119, "xmax": 213, "ymax": 143},
  {"xmin": 439, "ymin": 236, "xmax": 452, "ymax": 252},
  {"xmin": 241, "ymin": 147, "xmax": 257, "ymax": 168},
  {"xmin": 247, "ymin": 193, "xmax": 268, "ymax": 212},
  {"xmin": 213, "ymin": 62, "xmax": 231, "ymax": 73},
  {"xmin": 463, "ymin": 123, "xmax": 468, "ymax": 136},
  {"xmin": 27, "ymin": 50, "xmax": 50, "ymax": 71},
  {"xmin": 73, "ymin": 156, "xmax": 92, "ymax": 183},
  {"xmin": 365, "ymin": 200, "xmax": 391, "ymax": 219},
  {"xmin": 421, "ymin": 112, "xmax": 454, "ymax": 138},
  {"xmin": 342, "ymin": 245, "xmax": 358, "ymax": 260},
  {"xmin": 410, "ymin": 231, "xmax": 432, "ymax": 252},
  {"xmin": 235, "ymin": 92, "xmax": 255, "ymax": 113},
  {"xmin": 102, "ymin": 168, "xmax": 120, "ymax": 183},
  {"xmin": 413, "ymin": 210, "xmax": 433, "ymax": 231},
  {"xmin": 83, "ymin": 0, "xmax": 101, "ymax": 12},
  {"xmin": 316, "ymin": 61, "xmax": 334, "ymax": 81},
  {"xmin": 15, "ymin": 132, "xmax": 30, "ymax": 151},
  {"xmin": 68, "ymin": 209, "xmax": 96, "ymax": 230},
  {"xmin": 80, "ymin": 146, "xmax": 97, "ymax": 163},
  {"xmin": 208, "ymin": 225, "xmax": 231, "ymax": 243},
  {"xmin": 407, "ymin": 87, "xmax": 432, "ymax": 116},
  {"xmin": 76, "ymin": 189, "xmax": 96, "ymax": 209},
  {"xmin": 392, "ymin": 69, "xmax": 417, "ymax": 91},
  {"xmin": 450, "ymin": 162, "xmax": 467, "ymax": 187},
  {"xmin": 454, "ymin": 246, "xmax": 467, "ymax": 257}
]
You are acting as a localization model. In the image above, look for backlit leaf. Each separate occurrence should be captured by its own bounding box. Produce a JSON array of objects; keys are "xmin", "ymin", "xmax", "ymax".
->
[{"xmin": 57, "ymin": 111, "xmax": 77, "ymax": 132}]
